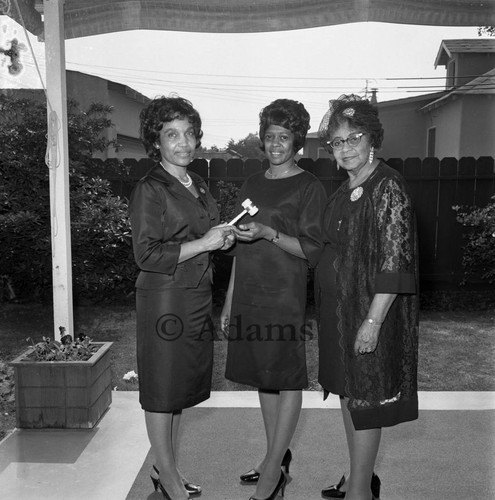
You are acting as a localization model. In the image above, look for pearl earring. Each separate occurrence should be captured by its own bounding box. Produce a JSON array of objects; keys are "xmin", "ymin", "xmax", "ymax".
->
[{"xmin": 369, "ymin": 147, "xmax": 375, "ymax": 164}]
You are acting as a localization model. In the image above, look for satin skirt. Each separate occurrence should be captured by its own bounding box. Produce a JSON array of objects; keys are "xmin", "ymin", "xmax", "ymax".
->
[{"xmin": 136, "ymin": 275, "xmax": 214, "ymax": 412}]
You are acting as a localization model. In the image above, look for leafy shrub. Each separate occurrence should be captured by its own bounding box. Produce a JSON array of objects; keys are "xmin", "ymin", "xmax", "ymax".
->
[
  {"xmin": 0, "ymin": 95, "xmax": 137, "ymax": 303},
  {"xmin": 227, "ymin": 133, "xmax": 265, "ymax": 161},
  {"xmin": 214, "ymin": 179, "xmax": 240, "ymax": 222},
  {"xmin": 211, "ymin": 180, "xmax": 240, "ymax": 304},
  {"xmin": 453, "ymin": 195, "xmax": 495, "ymax": 284}
]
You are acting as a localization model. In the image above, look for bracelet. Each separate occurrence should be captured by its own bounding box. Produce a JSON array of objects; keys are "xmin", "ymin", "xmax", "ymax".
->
[
  {"xmin": 271, "ymin": 230, "xmax": 280, "ymax": 243},
  {"xmin": 366, "ymin": 318, "xmax": 383, "ymax": 325}
]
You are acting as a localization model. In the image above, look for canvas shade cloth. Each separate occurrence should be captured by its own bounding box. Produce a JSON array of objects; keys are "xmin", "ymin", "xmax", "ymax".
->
[{"xmin": 3, "ymin": 0, "xmax": 495, "ymax": 39}]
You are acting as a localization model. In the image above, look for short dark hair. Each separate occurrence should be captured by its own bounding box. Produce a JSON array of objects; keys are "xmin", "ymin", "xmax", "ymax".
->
[
  {"xmin": 259, "ymin": 99, "xmax": 310, "ymax": 153},
  {"xmin": 140, "ymin": 96, "xmax": 203, "ymax": 161},
  {"xmin": 318, "ymin": 94, "xmax": 384, "ymax": 150}
]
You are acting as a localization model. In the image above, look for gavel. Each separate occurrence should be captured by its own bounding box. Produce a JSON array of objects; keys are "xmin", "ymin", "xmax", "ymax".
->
[{"xmin": 228, "ymin": 198, "xmax": 259, "ymax": 225}]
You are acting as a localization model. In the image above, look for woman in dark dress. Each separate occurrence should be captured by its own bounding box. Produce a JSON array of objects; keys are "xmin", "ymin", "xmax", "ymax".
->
[
  {"xmin": 221, "ymin": 99, "xmax": 327, "ymax": 500},
  {"xmin": 316, "ymin": 94, "xmax": 419, "ymax": 500},
  {"xmin": 129, "ymin": 96, "xmax": 233, "ymax": 500}
]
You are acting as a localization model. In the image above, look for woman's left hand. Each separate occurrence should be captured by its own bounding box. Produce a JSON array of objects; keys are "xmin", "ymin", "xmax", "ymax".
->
[
  {"xmin": 354, "ymin": 320, "xmax": 381, "ymax": 355},
  {"xmin": 232, "ymin": 222, "xmax": 270, "ymax": 242}
]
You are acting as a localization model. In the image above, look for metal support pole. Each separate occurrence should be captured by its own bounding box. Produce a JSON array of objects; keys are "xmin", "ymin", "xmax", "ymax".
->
[{"xmin": 43, "ymin": 0, "xmax": 73, "ymax": 340}]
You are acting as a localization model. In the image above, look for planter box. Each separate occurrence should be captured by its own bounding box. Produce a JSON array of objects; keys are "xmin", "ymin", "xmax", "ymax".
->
[{"xmin": 10, "ymin": 342, "xmax": 113, "ymax": 429}]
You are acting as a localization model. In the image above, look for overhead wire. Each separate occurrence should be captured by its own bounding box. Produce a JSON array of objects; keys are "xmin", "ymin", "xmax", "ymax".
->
[
  {"xmin": 16, "ymin": 56, "xmax": 492, "ymax": 103},
  {"xmin": 61, "ymin": 61, "xmax": 493, "ymax": 98},
  {"xmin": 65, "ymin": 61, "xmax": 485, "ymax": 83},
  {"xmin": 6, "ymin": 34, "xmax": 492, "ymax": 147}
]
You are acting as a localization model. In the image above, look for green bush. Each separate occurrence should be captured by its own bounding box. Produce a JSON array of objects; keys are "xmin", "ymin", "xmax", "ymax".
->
[
  {"xmin": 454, "ymin": 195, "xmax": 495, "ymax": 284},
  {"xmin": 214, "ymin": 179, "xmax": 240, "ymax": 222},
  {"xmin": 0, "ymin": 95, "xmax": 137, "ymax": 303},
  {"xmin": 211, "ymin": 180, "xmax": 240, "ymax": 304}
]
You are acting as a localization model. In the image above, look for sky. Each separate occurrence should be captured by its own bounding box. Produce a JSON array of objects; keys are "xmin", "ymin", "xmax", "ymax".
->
[{"xmin": 0, "ymin": 16, "xmax": 483, "ymax": 148}]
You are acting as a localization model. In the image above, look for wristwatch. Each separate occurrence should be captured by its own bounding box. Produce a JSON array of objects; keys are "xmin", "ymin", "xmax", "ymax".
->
[{"xmin": 271, "ymin": 230, "xmax": 280, "ymax": 243}]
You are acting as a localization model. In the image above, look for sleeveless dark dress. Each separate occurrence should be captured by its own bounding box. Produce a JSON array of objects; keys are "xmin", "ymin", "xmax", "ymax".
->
[
  {"xmin": 316, "ymin": 162, "xmax": 419, "ymax": 430},
  {"xmin": 225, "ymin": 170, "xmax": 326, "ymax": 390}
]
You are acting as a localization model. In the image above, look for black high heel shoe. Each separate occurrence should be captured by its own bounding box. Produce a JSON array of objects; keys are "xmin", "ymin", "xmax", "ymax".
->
[
  {"xmin": 150, "ymin": 474, "xmax": 172, "ymax": 500},
  {"xmin": 240, "ymin": 449, "xmax": 292, "ymax": 484},
  {"xmin": 151, "ymin": 465, "xmax": 201, "ymax": 497},
  {"xmin": 281, "ymin": 449, "xmax": 292, "ymax": 475},
  {"xmin": 321, "ymin": 472, "xmax": 381, "ymax": 499},
  {"xmin": 249, "ymin": 471, "xmax": 287, "ymax": 500}
]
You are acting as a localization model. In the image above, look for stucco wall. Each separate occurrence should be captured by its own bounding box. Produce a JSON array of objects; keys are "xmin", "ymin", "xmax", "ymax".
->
[
  {"xmin": 107, "ymin": 91, "xmax": 146, "ymax": 158},
  {"xmin": 377, "ymin": 100, "xmax": 429, "ymax": 159},
  {"xmin": 424, "ymin": 96, "xmax": 495, "ymax": 159},
  {"xmin": 459, "ymin": 95, "xmax": 495, "ymax": 158},
  {"xmin": 427, "ymin": 99, "xmax": 462, "ymax": 159},
  {"xmin": 454, "ymin": 53, "xmax": 495, "ymax": 85},
  {"xmin": 108, "ymin": 91, "xmax": 143, "ymax": 139}
]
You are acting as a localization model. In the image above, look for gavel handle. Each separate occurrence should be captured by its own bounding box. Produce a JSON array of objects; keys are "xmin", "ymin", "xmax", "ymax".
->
[{"xmin": 228, "ymin": 209, "xmax": 248, "ymax": 225}]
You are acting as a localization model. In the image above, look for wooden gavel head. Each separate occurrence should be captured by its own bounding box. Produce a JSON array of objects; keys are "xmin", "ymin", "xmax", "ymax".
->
[{"xmin": 241, "ymin": 198, "xmax": 258, "ymax": 215}]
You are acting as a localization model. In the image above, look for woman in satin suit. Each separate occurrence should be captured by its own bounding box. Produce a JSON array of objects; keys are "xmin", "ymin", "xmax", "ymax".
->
[{"xmin": 129, "ymin": 96, "xmax": 233, "ymax": 500}]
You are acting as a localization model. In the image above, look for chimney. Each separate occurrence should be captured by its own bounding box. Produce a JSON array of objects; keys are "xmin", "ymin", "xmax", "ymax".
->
[{"xmin": 370, "ymin": 88, "xmax": 378, "ymax": 104}]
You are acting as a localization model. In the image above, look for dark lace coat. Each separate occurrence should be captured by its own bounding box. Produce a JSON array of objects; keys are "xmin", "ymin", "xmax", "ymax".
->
[{"xmin": 316, "ymin": 162, "xmax": 419, "ymax": 429}]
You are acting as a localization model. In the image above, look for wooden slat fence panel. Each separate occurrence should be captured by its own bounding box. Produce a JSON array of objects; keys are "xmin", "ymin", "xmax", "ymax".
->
[
  {"xmin": 98, "ymin": 156, "xmax": 495, "ymax": 289},
  {"xmin": 474, "ymin": 157, "xmax": 495, "ymax": 207},
  {"xmin": 417, "ymin": 158, "xmax": 440, "ymax": 285},
  {"xmin": 435, "ymin": 158, "xmax": 463, "ymax": 287}
]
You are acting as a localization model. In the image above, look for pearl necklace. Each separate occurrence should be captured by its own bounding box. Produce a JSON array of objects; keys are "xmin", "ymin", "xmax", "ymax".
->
[
  {"xmin": 178, "ymin": 173, "xmax": 193, "ymax": 188},
  {"xmin": 160, "ymin": 162, "xmax": 193, "ymax": 188}
]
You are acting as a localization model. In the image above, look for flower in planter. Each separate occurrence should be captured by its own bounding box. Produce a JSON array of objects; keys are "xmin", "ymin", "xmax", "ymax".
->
[
  {"xmin": 123, "ymin": 370, "xmax": 138, "ymax": 381},
  {"xmin": 25, "ymin": 326, "xmax": 99, "ymax": 362}
]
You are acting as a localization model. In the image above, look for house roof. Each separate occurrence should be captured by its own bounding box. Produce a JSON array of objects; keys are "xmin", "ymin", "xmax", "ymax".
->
[
  {"xmin": 419, "ymin": 68, "xmax": 495, "ymax": 112},
  {"xmin": 435, "ymin": 39, "xmax": 495, "ymax": 68},
  {"xmin": 375, "ymin": 92, "xmax": 448, "ymax": 108},
  {"xmin": 67, "ymin": 70, "xmax": 150, "ymax": 105}
]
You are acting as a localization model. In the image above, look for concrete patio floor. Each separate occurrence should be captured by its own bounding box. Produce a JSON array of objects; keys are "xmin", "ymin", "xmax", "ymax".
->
[{"xmin": 0, "ymin": 391, "xmax": 494, "ymax": 500}]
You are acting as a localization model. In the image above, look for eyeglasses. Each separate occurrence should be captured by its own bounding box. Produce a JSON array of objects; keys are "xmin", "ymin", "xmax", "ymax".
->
[{"xmin": 326, "ymin": 132, "xmax": 365, "ymax": 150}]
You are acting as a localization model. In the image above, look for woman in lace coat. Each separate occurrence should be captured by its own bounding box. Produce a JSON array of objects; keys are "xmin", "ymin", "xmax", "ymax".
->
[{"xmin": 316, "ymin": 94, "xmax": 419, "ymax": 500}]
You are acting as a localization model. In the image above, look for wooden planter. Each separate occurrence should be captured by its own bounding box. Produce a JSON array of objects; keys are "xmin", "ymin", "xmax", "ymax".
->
[{"xmin": 10, "ymin": 342, "xmax": 113, "ymax": 429}]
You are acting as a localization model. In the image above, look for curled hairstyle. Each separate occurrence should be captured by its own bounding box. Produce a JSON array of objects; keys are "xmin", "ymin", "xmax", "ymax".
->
[
  {"xmin": 318, "ymin": 94, "xmax": 384, "ymax": 150},
  {"xmin": 140, "ymin": 96, "xmax": 203, "ymax": 161},
  {"xmin": 259, "ymin": 99, "xmax": 310, "ymax": 153}
]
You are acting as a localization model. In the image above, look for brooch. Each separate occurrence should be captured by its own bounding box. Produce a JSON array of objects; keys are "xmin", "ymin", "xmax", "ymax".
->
[{"xmin": 350, "ymin": 186, "xmax": 363, "ymax": 201}]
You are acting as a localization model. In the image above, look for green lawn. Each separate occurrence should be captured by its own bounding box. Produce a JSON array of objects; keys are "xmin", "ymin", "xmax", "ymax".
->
[
  {"xmin": 1, "ymin": 302, "xmax": 494, "ymax": 440},
  {"xmin": 2, "ymin": 302, "xmax": 494, "ymax": 391}
]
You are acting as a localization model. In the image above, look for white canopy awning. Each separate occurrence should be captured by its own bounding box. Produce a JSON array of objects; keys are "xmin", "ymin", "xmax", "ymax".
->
[{"xmin": 6, "ymin": 0, "xmax": 495, "ymax": 39}]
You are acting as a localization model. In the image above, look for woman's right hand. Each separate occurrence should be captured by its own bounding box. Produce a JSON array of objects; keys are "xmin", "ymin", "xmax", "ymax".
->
[
  {"xmin": 200, "ymin": 224, "xmax": 233, "ymax": 252},
  {"xmin": 220, "ymin": 304, "xmax": 230, "ymax": 334}
]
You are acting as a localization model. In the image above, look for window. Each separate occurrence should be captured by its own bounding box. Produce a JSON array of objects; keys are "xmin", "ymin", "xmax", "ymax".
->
[{"xmin": 427, "ymin": 127, "xmax": 436, "ymax": 158}]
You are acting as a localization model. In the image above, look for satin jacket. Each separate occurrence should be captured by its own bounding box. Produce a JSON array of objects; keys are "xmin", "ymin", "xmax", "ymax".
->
[{"xmin": 129, "ymin": 164, "xmax": 220, "ymax": 290}]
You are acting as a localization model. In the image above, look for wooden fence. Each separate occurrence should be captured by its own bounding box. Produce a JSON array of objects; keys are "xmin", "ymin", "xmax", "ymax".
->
[{"xmin": 94, "ymin": 156, "xmax": 495, "ymax": 290}]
